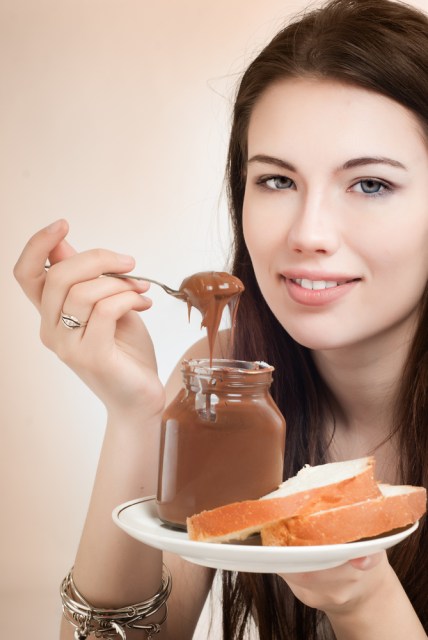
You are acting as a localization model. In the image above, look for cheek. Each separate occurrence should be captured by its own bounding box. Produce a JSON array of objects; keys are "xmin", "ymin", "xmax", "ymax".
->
[
  {"xmin": 374, "ymin": 228, "xmax": 428, "ymax": 275},
  {"xmin": 242, "ymin": 201, "xmax": 259, "ymax": 261},
  {"xmin": 243, "ymin": 199, "xmax": 282, "ymax": 264},
  {"xmin": 347, "ymin": 207, "xmax": 428, "ymax": 274},
  {"xmin": 359, "ymin": 225, "xmax": 428, "ymax": 313}
]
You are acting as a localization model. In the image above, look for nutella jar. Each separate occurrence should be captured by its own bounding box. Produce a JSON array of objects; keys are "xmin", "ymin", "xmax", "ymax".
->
[{"xmin": 156, "ymin": 359, "xmax": 286, "ymax": 529}]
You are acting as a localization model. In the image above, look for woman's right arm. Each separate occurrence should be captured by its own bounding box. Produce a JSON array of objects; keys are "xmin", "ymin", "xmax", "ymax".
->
[{"xmin": 14, "ymin": 220, "xmax": 213, "ymax": 639}]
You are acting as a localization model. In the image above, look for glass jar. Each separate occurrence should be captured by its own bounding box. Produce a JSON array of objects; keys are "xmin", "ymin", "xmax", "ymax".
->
[{"xmin": 156, "ymin": 358, "xmax": 286, "ymax": 529}]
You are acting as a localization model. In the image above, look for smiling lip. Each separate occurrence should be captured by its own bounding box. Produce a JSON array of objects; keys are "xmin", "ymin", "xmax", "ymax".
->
[{"xmin": 283, "ymin": 274, "xmax": 360, "ymax": 307}]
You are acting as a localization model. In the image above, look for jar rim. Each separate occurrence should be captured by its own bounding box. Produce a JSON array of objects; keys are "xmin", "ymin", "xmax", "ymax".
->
[{"xmin": 181, "ymin": 358, "xmax": 274, "ymax": 375}]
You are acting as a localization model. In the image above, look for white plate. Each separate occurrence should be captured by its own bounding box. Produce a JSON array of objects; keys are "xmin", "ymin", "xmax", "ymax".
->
[{"xmin": 113, "ymin": 496, "xmax": 418, "ymax": 573}]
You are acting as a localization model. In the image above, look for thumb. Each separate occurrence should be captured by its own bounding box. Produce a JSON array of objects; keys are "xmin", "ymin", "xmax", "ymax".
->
[
  {"xmin": 14, "ymin": 218, "xmax": 77, "ymax": 310},
  {"xmin": 349, "ymin": 551, "xmax": 385, "ymax": 571},
  {"xmin": 48, "ymin": 237, "xmax": 77, "ymax": 265}
]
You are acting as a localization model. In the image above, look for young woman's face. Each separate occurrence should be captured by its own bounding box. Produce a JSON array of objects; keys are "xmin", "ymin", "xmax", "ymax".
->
[{"xmin": 243, "ymin": 78, "xmax": 428, "ymax": 351}]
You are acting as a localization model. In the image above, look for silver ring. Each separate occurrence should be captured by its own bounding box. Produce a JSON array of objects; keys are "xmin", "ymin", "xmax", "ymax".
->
[{"xmin": 61, "ymin": 311, "xmax": 88, "ymax": 330}]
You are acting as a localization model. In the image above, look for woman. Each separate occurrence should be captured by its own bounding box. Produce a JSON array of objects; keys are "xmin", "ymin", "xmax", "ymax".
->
[{"xmin": 14, "ymin": 0, "xmax": 428, "ymax": 638}]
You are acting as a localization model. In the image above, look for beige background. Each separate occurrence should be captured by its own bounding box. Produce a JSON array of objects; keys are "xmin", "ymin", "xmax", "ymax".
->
[{"xmin": 2, "ymin": 0, "xmax": 427, "ymax": 637}]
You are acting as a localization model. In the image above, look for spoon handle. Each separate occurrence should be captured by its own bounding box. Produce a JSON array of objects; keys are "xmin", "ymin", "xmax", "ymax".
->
[
  {"xmin": 45, "ymin": 264, "xmax": 185, "ymax": 299},
  {"xmin": 103, "ymin": 273, "xmax": 184, "ymax": 297}
]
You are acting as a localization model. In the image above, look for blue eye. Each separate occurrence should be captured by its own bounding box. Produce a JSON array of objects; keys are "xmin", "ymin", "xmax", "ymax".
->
[
  {"xmin": 258, "ymin": 175, "xmax": 295, "ymax": 190},
  {"xmin": 351, "ymin": 179, "xmax": 390, "ymax": 196}
]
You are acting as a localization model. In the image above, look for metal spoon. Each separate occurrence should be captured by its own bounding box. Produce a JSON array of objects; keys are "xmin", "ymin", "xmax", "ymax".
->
[
  {"xmin": 44, "ymin": 264, "xmax": 186, "ymax": 299},
  {"xmin": 103, "ymin": 272, "xmax": 186, "ymax": 299}
]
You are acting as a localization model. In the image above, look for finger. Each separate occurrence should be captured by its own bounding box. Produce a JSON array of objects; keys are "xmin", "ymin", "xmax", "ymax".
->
[
  {"xmin": 46, "ymin": 275, "xmax": 150, "ymax": 340},
  {"xmin": 348, "ymin": 551, "xmax": 384, "ymax": 571},
  {"xmin": 41, "ymin": 249, "xmax": 136, "ymax": 330},
  {"xmin": 83, "ymin": 290, "xmax": 152, "ymax": 346},
  {"xmin": 62, "ymin": 275, "xmax": 150, "ymax": 321},
  {"xmin": 13, "ymin": 219, "xmax": 72, "ymax": 309},
  {"xmin": 49, "ymin": 237, "xmax": 76, "ymax": 265},
  {"xmin": 279, "ymin": 559, "xmax": 359, "ymax": 587}
]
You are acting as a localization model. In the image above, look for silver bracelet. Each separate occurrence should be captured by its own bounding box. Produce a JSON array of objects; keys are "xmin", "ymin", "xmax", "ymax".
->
[{"xmin": 60, "ymin": 564, "xmax": 172, "ymax": 639}]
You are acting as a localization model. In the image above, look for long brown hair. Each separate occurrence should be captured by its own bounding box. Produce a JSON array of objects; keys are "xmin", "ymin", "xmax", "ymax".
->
[{"xmin": 222, "ymin": 0, "xmax": 428, "ymax": 637}]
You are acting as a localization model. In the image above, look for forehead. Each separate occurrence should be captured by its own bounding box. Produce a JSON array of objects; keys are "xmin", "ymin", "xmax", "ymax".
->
[{"xmin": 247, "ymin": 78, "xmax": 427, "ymax": 163}]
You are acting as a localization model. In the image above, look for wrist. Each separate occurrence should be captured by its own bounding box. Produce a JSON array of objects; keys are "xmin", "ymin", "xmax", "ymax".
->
[
  {"xmin": 326, "ymin": 562, "xmax": 425, "ymax": 640},
  {"xmin": 106, "ymin": 406, "xmax": 164, "ymax": 431},
  {"xmin": 325, "ymin": 558, "xmax": 395, "ymax": 620},
  {"xmin": 107, "ymin": 403, "xmax": 163, "ymax": 438}
]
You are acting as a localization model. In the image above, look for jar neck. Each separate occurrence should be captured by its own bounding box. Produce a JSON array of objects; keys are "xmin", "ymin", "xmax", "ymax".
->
[{"xmin": 181, "ymin": 358, "xmax": 274, "ymax": 394}]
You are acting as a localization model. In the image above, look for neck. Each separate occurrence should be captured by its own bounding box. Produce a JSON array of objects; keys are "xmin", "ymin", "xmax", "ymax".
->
[{"xmin": 312, "ymin": 318, "xmax": 416, "ymax": 468}]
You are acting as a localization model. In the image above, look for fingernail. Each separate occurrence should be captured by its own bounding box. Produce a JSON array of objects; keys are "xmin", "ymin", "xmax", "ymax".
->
[
  {"xmin": 46, "ymin": 219, "xmax": 64, "ymax": 233},
  {"xmin": 117, "ymin": 253, "xmax": 134, "ymax": 265},
  {"xmin": 136, "ymin": 280, "xmax": 150, "ymax": 291}
]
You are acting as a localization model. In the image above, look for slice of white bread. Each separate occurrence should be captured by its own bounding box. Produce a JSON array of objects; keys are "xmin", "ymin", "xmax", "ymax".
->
[
  {"xmin": 187, "ymin": 457, "xmax": 380, "ymax": 542},
  {"xmin": 261, "ymin": 483, "xmax": 427, "ymax": 546}
]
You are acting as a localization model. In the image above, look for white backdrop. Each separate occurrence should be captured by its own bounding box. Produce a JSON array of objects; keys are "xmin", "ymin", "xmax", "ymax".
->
[{"xmin": 2, "ymin": 0, "xmax": 427, "ymax": 637}]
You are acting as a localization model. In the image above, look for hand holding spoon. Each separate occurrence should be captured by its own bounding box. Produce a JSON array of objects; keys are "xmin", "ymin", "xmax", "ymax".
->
[{"xmin": 45, "ymin": 264, "xmax": 245, "ymax": 361}]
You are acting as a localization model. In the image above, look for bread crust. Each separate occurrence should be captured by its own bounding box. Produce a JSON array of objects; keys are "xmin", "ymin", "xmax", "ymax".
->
[
  {"xmin": 187, "ymin": 458, "xmax": 380, "ymax": 542},
  {"xmin": 260, "ymin": 485, "xmax": 427, "ymax": 546}
]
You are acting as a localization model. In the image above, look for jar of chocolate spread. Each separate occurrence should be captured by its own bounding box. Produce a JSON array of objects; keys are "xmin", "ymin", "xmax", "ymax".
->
[{"xmin": 156, "ymin": 358, "xmax": 286, "ymax": 529}]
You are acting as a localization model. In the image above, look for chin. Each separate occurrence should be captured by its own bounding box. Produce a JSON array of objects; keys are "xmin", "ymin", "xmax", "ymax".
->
[
  {"xmin": 288, "ymin": 333, "xmax": 343, "ymax": 351},
  {"xmin": 277, "ymin": 318, "xmax": 354, "ymax": 352}
]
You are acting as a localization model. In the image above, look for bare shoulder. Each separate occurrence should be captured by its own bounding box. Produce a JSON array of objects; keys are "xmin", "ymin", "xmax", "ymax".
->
[{"xmin": 164, "ymin": 330, "xmax": 232, "ymax": 404}]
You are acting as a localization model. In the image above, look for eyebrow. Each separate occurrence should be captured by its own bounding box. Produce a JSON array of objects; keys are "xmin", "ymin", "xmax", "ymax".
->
[
  {"xmin": 341, "ymin": 156, "xmax": 407, "ymax": 171},
  {"xmin": 247, "ymin": 154, "xmax": 297, "ymax": 171},
  {"xmin": 247, "ymin": 154, "xmax": 408, "ymax": 172}
]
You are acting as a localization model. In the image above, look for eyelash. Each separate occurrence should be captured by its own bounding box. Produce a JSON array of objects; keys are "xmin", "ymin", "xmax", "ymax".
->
[
  {"xmin": 255, "ymin": 175, "xmax": 295, "ymax": 190},
  {"xmin": 255, "ymin": 175, "xmax": 394, "ymax": 197},
  {"xmin": 348, "ymin": 178, "xmax": 393, "ymax": 197}
]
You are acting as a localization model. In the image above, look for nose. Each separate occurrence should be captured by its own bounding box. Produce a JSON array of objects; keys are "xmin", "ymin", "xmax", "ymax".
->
[{"xmin": 287, "ymin": 195, "xmax": 341, "ymax": 255}]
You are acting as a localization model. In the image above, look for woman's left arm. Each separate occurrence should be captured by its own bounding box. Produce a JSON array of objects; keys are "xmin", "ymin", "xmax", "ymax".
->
[{"xmin": 280, "ymin": 552, "xmax": 427, "ymax": 639}]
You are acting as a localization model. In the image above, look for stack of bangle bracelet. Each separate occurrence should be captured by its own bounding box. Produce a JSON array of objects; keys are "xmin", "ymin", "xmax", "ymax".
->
[{"xmin": 60, "ymin": 564, "xmax": 172, "ymax": 639}]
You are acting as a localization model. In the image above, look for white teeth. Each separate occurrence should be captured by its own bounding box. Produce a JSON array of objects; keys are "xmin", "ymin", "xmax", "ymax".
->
[
  {"xmin": 301, "ymin": 279, "xmax": 313, "ymax": 289},
  {"xmin": 294, "ymin": 279, "xmax": 339, "ymax": 290},
  {"xmin": 312, "ymin": 280, "xmax": 328, "ymax": 290}
]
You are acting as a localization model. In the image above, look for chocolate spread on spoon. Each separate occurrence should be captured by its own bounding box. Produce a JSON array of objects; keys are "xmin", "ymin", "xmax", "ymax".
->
[{"xmin": 178, "ymin": 272, "xmax": 244, "ymax": 362}]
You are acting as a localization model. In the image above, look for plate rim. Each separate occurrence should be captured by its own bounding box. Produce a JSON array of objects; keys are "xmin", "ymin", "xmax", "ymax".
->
[{"xmin": 113, "ymin": 495, "xmax": 419, "ymax": 561}]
